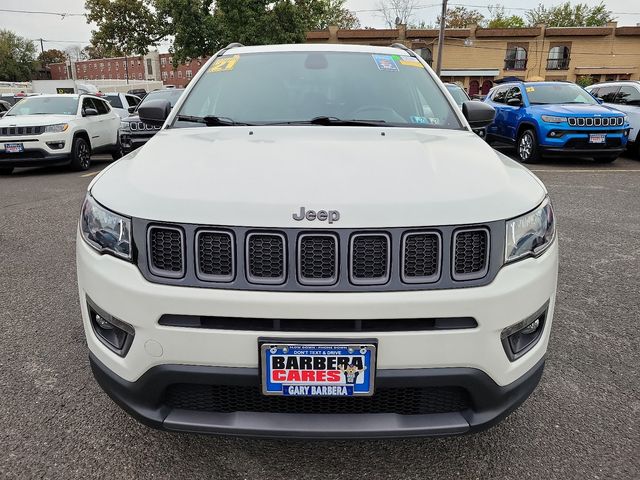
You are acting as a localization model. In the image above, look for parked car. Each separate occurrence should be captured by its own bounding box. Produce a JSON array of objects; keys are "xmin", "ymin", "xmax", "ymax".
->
[
  {"xmin": 0, "ymin": 94, "xmax": 121, "ymax": 174},
  {"xmin": 102, "ymin": 92, "xmax": 142, "ymax": 118},
  {"xmin": 0, "ymin": 99, "xmax": 10, "ymax": 118},
  {"xmin": 127, "ymin": 88, "xmax": 148, "ymax": 100},
  {"xmin": 586, "ymin": 80, "xmax": 640, "ymax": 157},
  {"xmin": 119, "ymin": 88, "xmax": 184, "ymax": 154},
  {"xmin": 77, "ymin": 43, "xmax": 559, "ymax": 439},
  {"xmin": 444, "ymin": 83, "xmax": 486, "ymax": 138},
  {"xmin": 485, "ymin": 81, "xmax": 629, "ymax": 163}
]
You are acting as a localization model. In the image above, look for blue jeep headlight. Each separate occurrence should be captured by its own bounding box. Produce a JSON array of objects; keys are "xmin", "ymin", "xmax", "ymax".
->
[
  {"xmin": 541, "ymin": 115, "xmax": 567, "ymax": 123},
  {"xmin": 505, "ymin": 197, "xmax": 555, "ymax": 263}
]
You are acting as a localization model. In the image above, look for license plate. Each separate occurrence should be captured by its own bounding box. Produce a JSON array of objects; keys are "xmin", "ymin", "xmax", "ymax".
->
[
  {"xmin": 261, "ymin": 342, "xmax": 376, "ymax": 396},
  {"xmin": 4, "ymin": 143, "xmax": 24, "ymax": 153},
  {"xmin": 589, "ymin": 134, "xmax": 606, "ymax": 144}
]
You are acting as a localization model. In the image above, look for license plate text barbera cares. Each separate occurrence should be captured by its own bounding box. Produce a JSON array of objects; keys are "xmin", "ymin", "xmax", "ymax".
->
[{"xmin": 270, "ymin": 351, "xmax": 365, "ymax": 383}]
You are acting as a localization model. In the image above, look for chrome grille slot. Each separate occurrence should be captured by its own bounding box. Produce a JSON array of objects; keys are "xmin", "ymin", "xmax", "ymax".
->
[
  {"xmin": 246, "ymin": 233, "xmax": 286, "ymax": 284},
  {"xmin": 196, "ymin": 230, "xmax": 235, "ymax": 282},
  {"xmin": 297, "ymin": 234, "xmax": 338, "ymax": 286},
  {"xmin": 452, "ymin": 228, "xmax": 490, "ymax": 281},
  {"xmin": 148, "ymin": 226, "xmax": 185, "ymax": 278},
  {"xmin": 402, "ymin": 232, "xmax": 441, "ymax": 283},
  {"xmin": 350, "ymin": 233, "xmax": 390, "ymax": 285}
]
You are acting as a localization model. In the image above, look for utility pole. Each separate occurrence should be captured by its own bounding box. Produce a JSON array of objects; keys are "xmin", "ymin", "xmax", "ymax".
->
[
  {"xmin": 39, "ymin": 38, "xmax": 44, "ymax": 54},
  {"xmin": 435, "ymin": 0, "xmax": 448, "ymax": 76},
  {"xmin": 125, "ymin": 55, "xmax": 129, "ymax": 85}
]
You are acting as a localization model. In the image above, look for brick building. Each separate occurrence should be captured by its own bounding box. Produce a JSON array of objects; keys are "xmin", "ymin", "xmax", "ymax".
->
[{"xmin": 50, "ymin": 23, "xmax": 640, "ymax": 93}]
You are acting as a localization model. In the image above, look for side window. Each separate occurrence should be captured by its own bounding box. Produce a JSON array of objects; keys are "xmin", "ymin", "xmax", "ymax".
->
[
  {"xmin": 505, "ymin": 86, "xmax": 522, "ymax": 103},
  {"xmin": 615, "ymin": 86, "xmax": 640, "ymax": 106},
  {"xmin": 492, "ymin": 87, "xmax": 508, "ymax": 104},
  {"xmin": 126, "ymin": 95, "xmax": 140, "ymax": 107},
  {"xmin": 589, "ymin": 88, "xmax": 599, "ymax": 97},
  {"xmin": 82, "ymin": 97, "xmax": 97, "ymax": 113},
  {"xmin": 95, "ymin": 100, "xmax": 110, "ymax": 115},
  {"xmin": 593, "ymin": 86, "xmax": 619, "ymax": 103}
]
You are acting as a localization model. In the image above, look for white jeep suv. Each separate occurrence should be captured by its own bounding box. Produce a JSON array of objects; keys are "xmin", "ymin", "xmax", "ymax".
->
[
  {"xmin": 77, "ymin": 43, "xmax": 558, "ymax": 438},
  {"xmin": 0, "ymin": 94, "xmax": 121, "ymax": 175}
]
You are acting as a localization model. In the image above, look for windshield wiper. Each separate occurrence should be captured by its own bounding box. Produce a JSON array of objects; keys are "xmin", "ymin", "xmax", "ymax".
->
[
  {"xmin": 265, "ymin": 116, "xmax": 387, "ymax": 127},
  {"xmin": 176, "ymin": 115, "xmax": 253, "ymax": 126}
]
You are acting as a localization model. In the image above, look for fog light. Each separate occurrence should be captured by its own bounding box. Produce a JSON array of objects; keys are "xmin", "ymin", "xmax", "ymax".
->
[
  {"xmin": 501, "ymin": 303, "xmax": 548, "ymax": 361},
  {"xmin": 87, "ymin": 298, "xmax": 134, "ymax": 356},
  {"xmin": 46, "ymin": 141, "xmax": 65, "ymax": 150}
]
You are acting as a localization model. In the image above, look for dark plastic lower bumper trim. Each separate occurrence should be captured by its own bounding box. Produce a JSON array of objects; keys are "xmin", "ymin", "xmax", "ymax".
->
[{"xmin": 89, "ymin": 353, "xmax": 545, "ymax": 439}]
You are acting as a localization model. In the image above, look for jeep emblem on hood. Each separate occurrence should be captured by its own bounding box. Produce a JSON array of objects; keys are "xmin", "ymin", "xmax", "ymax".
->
[{"xmin": 292, "ymin": 207, "xmax": 340, "ymax": 224}]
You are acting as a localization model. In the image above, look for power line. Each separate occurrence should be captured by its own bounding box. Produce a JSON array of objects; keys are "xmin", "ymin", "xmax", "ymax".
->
[{"xmin": 0, "ymin": 8, "xmax": 84, "ymax": 18}]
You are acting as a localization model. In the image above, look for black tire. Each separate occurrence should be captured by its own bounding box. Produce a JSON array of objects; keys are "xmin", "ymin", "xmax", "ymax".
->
[
  {"xmin": 111, "ymin": 141, "xmax": 124, "ymax": 160},
  {"xmin": 516, "ymin": 129, "xmax": 540, "ymax": 164},
  {"xmin": 0, "ymin": 166, "xmax": 14, "ymax": 175},
  {"xmin": 69, "ymin": 136, "xmax": 91, "ymax": 171},
  {"xmin": 594, "ymin": 155, "xmax": 618, "ymax": 163}
]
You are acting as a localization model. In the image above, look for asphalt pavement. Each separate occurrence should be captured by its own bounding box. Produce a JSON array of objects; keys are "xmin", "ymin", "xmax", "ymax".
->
[{"xmin": 1, "ymin": 152, "xmax": 639, "ymax": 479}]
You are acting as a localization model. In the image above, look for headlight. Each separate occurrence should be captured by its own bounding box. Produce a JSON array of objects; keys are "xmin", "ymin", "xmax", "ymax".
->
[
  {"xmin": 541, "ymin": 115, "xmax": 567, "ymax": 123},
  {"xmin": 44, "ymin": 123, "xmax": 69, "ymax": 133},
  {"xmin": 119, "ymin": 121, "xmax": 131, "ymax": 131},
  {"xmin": 505, "ymin": 197, "xmax": 555, "ymax": 263},
  {"xmin": 80, "ymin": 194, "xmax": 132, "ymax": 260}
]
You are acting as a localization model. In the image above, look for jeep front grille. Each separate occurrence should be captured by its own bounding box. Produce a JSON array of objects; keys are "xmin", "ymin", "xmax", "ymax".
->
[
  {"xmin": 141, "ymin": 222, "xmax": 498, "ymax": 291},
  {"xmin": 567, "ymin": 116, "xmax": 624, "ymax": 127},
  {"xmin": 147, "ymin": 226, "xmax": 185, "ymax": 278},
  {"xmin": 0, "ymin": 126, "xmax": 44, "ymax": 136}
]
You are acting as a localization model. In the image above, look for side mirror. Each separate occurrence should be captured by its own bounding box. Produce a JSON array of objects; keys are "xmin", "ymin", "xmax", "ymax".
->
[
  {"xmin": 83, "ymin": 108, "xmax": 98, "ymax": 117},
  {"xmin": 0, "ymin": 112, "xmax": 5, "ymax": 118},
  {"xmin": 138, "ymin": 99, "xmax": 171, "ymax": 126},
  {"xmin": 507, "ymin": 97, "xmax": 522, "ymax": 107},
  {"xmin": 128, "ymin": 106, "xmax": 136, "ymax": 114},
  {"xmin": 462, "ymin": 101, "xmax": 495, "ymax": 129}
]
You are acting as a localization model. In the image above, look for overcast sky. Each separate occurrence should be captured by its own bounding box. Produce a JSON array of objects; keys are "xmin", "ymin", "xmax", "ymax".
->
[{"xmin": 1, "ymin": 0, "xmax": 639, "ymax": 53}]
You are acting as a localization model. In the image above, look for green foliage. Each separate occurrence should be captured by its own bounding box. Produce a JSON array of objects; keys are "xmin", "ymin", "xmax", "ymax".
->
[
  {"xmin": 0, "ymin": 30, "xmax": 37, "ymax": 81},
  {"xmin": 526, "ymin": 2, "xmax": 614, "ymax": 27},
  {"xmin": 38, "ymin": 49, "xmax": 68, "ymax": 66},
  {"xmin": 486, "ymin": 5, "xmax": 525, "ymax": 29},
  {"xmin": 298, "ymin": 0, "xmax": 360, "ymax": 29},
  {"xmin": 438, "ymin": 6, "xmax": 485, "ymax": 28},
  {"xmin": 576, "ymin": 75, "xmax": 596, "ymax": 87}
]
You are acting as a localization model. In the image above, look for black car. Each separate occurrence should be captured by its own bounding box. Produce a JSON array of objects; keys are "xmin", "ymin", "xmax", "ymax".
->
[{"xmin": 119, "ymin": 89, "xmax": 184, "ymax": 154}]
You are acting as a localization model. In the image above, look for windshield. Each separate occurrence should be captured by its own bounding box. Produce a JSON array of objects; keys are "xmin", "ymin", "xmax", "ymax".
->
[
  {"xmin": 445, "ymin": 84, "xmax": 469, "ymax": 108},
  {"xmin": 7, "ymin": 96, "xmax": 78, "ymax": 116},
  {"xmin": 105, "ymin": 94, "xmax": 123, "ymax": 109},
  {"xmin": 526, "ymin": 83, "xmax": 598, "ymax": 105},
  {"xmin": 176, "ymin": 51, "xmax": 462, "ymax": 129},
  {"xmin": 140, "ymin": 90, "xmax": 184, "ymax": 109}
]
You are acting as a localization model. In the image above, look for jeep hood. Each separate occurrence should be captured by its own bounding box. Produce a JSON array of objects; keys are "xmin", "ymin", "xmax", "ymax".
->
[
  {"xmin": 90, "ymin": 127, "xmax": 546, "ymax": 228},
  {"xmin": 530, "ymin": 103, "xmax": 623, "ymax": 116},
  {"xmin": 0, "ymin": 114, "xmax": 74, "ymax": 127}
]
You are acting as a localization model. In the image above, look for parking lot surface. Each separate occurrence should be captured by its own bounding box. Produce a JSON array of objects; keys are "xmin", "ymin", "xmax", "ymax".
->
[{"xmin": 1, "ymin": 153, "xmax": 639, "ymax": 479}]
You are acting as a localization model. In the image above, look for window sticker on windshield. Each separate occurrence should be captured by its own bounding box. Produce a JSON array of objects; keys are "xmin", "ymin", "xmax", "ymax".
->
[
  {"xmin": 526, "ymin": 86, "xmax": 535, "ymax": 92},
  {"xmin": 398, "ymin": 55, "xmax": 423, "ymax": 68},
  {"xmin": 372, "ymin": 54, "xmax": 399, "ymax": 72},
  {"xmin": 209, "ymin": 54, "xmax": 240, "ymax": 73},
  {"xmin": 410, "ymin": 116, "xmax": 428, "ymax": 124}
]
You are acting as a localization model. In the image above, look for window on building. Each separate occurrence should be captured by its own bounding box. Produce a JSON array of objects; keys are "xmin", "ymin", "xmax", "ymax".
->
[
  {"xmin": 161, "ymin": 57, "xmax": 166, "ymax": 66},
  {"xmin": 469, "ymin": 80, "xmax": 480, "ymax": 96},
  {"xmin": 178, "ymin": 70, "xmax": 183, "ymax": 78},
  {"xmin": 83, "ymin": 65, "xmax": 86, "ymax": 72},
  {"xmin": 138, "ymin": 59, "xmax": 141, "ymax": 66},
  {"xmin": 115, "ymin": 62, "xmax": 119, "ymax": 70},
  {"xmin": 146, "ymin": 58, "xmax": 153, "ymax": 75},
  {"xmin": 108, "ymin": 63, "xmax": 111, "ymax": 70},
  {"xmin": 170, "ymin": 71, "xmax": 174, "ymax": 79},
  {"xmin": 168, "ymin": 57, "xmax": 173, "ymax": 63},
  {"xmin": 504, "ymin": 45, "xmax": 527, "ymax": 71},
  {"xmin": 186, "ymin": 70, "xmax": 192, "ymax": 79},
  {"xmin": 138, "ymin": 73, "xmax": 142, "ymax": 80},
  {"xmin": 123, "ymin": 61, "xmax": 126, "ymax": 68},
  {"xmin": 162, "ymin": 71, "xmax": 168, "ymax": 80},
  {"xmin": 131, "ymin": 60, "xmax": 135, "ymax": 67},
  {"xmin": 547, "ymin": 45, "xmax": 570, "ymax": 70},
  {"xmin": 100, "ymin": 62, "xmax": 104, "ymax": 69}
]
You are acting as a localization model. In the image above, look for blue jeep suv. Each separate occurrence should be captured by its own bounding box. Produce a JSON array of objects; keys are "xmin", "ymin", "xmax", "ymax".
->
[{"xmin": 485, "ymin": 81, "xmax": 629, "ymax": 163}]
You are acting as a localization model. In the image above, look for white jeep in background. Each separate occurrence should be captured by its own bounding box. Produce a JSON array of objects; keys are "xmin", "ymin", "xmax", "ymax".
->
[
  {"xmin": 0, "ymin": 94, "xmax": 121, "ymax": 175},
  {"xmin": 77, "ymin": 43, "xmax": 558, "ymax": 438}
]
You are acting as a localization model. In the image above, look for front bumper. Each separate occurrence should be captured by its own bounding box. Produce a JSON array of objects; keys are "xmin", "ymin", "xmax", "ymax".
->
[
  {"xmin": 539, "ymin": 129, "xmax": 628, "ymax": 157},
  {"xmin": 77, "ymin": 235, "xmax": 558, "ymax": 437},
  {"xmin": 0, "ymin": 134, "xmax": 72, "ymax": 166},
  {"xmin": 90, "ymin": 352, "xmax": 545, "ymax": 438}
]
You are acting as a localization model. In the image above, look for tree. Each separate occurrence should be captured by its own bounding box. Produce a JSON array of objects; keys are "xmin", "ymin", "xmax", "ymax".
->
[
  {"xmin": 298, "ymin": 0, "xmax": 360, "ymax": 29},
  {"xmin": 438, "ymin": 6, "xmax": 484, "ymax": 28},
  {"xmin": 526, "ymin": 2, "xmax": 614, "ymax": 27},
  {"xmin": 378, "ymin": 0, "xmax": 419, "ymax": 28},
  {"xmin": 486, "ymin": 5, "xmax": 525, "ymax": 29},
  {"xmin": 65, "ymin": 45, "xmax": 88, "ymax": 62},
  {"xmin": 38, "ymin": 49, "xmax": 68, "ymax": 67},
  {"xmin": 0, "ymin": 30, "xmax": 37, "ymax": 81}
]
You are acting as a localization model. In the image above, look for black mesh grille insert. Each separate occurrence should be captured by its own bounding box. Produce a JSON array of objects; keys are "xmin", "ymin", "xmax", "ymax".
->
[
  {"xmin": 164, "ymin": 384, "xmax": 472, "ymax": 415},
  {"xmin": 299, "ymin": 235, "xmax": 337, "ymax": 284},
  {"xmin": 351, "ymin": 234, "xmax": 389, "ymax": 284},
  {"xmin": 453, "ymin": 229, "xmax": 488, "ymax": 279},
  {"xmin": 197, "ymin": 231, "xmax": 234, "ymax": 281},
  {"xmin": 403, "ymin": 232, "xmax": 440, "ymax": 282},
  {"xmin": 149, "ymin": 227, "xmax": 184, "ymax": 276},
  {"xmin": 0, "ymin": 126, "xmax": 44, "ymax": 136},
  {"xmin": 247, "ymin": 233, "xmax": 285, "ymax": 283}
]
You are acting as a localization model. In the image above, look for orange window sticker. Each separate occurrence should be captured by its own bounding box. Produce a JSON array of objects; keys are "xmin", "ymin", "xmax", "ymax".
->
[
  {"xmin": 399, "ymin": 56, "xmax": 423, "ymax": 68},
  {"xmin": 526, "ymin": 87, "xmax": 535, "ymax": 92},
  {"xmin": 209, "ymin": 55, "xmax": 240, "ymax": 73}
]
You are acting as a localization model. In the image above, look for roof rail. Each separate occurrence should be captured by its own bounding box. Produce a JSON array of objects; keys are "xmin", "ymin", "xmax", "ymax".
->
[
  {"xmin": 225, "ymin": 42, "xmax": 245, "ymax": 49},
  {"xmin": 389, "ymin": 42, "xmax": 420, "ymax": 60}
]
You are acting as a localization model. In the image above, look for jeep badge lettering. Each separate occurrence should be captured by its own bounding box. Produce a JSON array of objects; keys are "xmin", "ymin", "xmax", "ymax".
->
[{"xmin": 292, "ymin": 206, "xmax": 340, "ymax": 224}]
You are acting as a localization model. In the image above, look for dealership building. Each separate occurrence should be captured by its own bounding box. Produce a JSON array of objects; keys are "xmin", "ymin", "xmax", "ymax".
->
[{"xmin": 49, "ymin": 23, "xmax": 640, "ymax": 93}]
